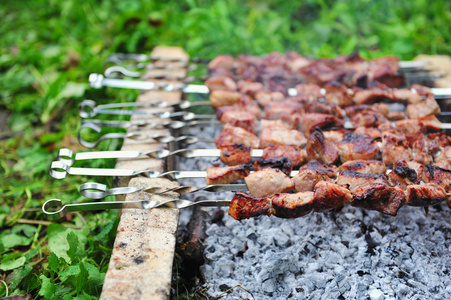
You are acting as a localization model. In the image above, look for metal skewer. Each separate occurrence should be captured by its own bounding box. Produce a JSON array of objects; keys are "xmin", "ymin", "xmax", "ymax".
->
[
  {"xmin": 42, "ymin": 198, "xmax": 231, "ymax": 220},
  {"xmin": 89, "ymin": 73, "xmax": 451, "ymax": 99},
  {"xmin": 49, "ymin": 161, "xmax": 299, "ymax": 179},
  {"xmin": 80, "ymin": 182, "xmax": 248, "ymax": 199}
]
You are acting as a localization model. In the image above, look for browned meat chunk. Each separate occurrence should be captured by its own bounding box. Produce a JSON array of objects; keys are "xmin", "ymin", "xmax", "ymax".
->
[
  {"xmin": 262, "ymin": 145, "xmax": 306, "ymax": 167},
  {"xmin": 300, "ymin": 60, "xmax": 345, "ymax": 86},
  {"xmin": 299, "ymin": 113, "xmax": 345, "ymax": 137},
  {"xmin": 391, "ymin": 89, "xmax": 422, "ymax": 104},
  {"xmin": 244, "ymin": 168, "xmax": 294, "ymax": 198},
  {"xmin": 294, "ymin": 83, "xmax": 322, "ymax": 102},
  {"xmin": 205, "ymin": 76, "xmax": 237, "ymax": 92},
  {"xmin": 405, "ymin": 183, "xmax": 447, "ymax": 207},
  {"xmin": 433, "ymin": 158, "xmax": 451, "ymax": 170},
  {"xmin": 210, "ymin": 90, "xmax": 242, "ymax": 107},
  {"xmin": 264, "ymin": 101, "xmax": 304, "ymax": 127},
  {"xmin": 352, "ymin": 183, "xmax": 405, "ymax": 216},
  {"xmin": 381, "ymin": 130, "xmax": 412, "ymax": 166},
  {"xmin": 352, "ymin": 126, "xmax": 381, "ymax": 139},
  {"xmin": 350, "ymin": 110, "xmax": 390, "ymax": 128},
  {"xmin": 304, "ymin": 102, "xmax": 344, "ymax": 118},
  {"xmin": 345, "ymin": 103, "xmax": 390, "ymax": 118},
  {"xmin": 259, "ymin": 125, "xmax": 307, "ymax": 148},
  {"xmin": 306, "ymin": 127, "xmax": 339, "ymax": 165},
  {"xmin": 339, "ymin": 160, "xmax": 386, "ymax": 174},
  {"xmin": 228, "ymin": 192, "xmax": 271, "ymax": 220},
  {"xmin": 237, "ymin": 79, "xmax": 264, "ymax": 96},
  {"xmin": 323, "ymin": 129, "xmax": 350, "ymax": 144},
  {"xmin": 218, "ymin": 144, "xmax": 252, "ymax": 166},
  {"xmin": 336, "ymin": 170, "xmax": 389, "ymax": 193},
  {"xmin": 271, "ymin": 192, "xmax": 314, "ymax": 218},
  {"xmin": 387, "ymin": 159, "xmax": 421, "ymax": 189},
  {"xmin": 292, "ymin": 169, "xmax": 333, "ymax": 192},
  {"xmin": 208, "ymin": 55, "xmax": 236, "ymax": 70},
  {"xmin": 215, "ymin": 95, "xmax": 263, "ymax": 119},
  {"xmin": 338, "ymin": 133, "xmax": 380, "ymax": 162},
  {"xmin": 387, "ymin": 111, "xmax": 406, "ymax": 121},
  {"xmin": 206, "ymin": 164, "xmax": 252, "ymax": 185},
  {"xmin": 406, "ymin": 95, "xmax": 441, "ymax": 119},
  {"xmin": 254, "ymin": 91, "xmax": 285, "ymax": 106},
  {"xmin": 395, "ymin": 119, "xmax": 423, "ymax": 135},
  {"xmin": 215, "ymin": 124, "xmax": 259, "ymax": 149},
  {"xmin": 406, "ymin": 132, "xmax": 433, "ymax": 165},
  {"xmin": 313, "ymin": 181, "xmax": 353, "ymax": 212},
  {"xmin": 411, "ymin": 84, "xmax": 433, "ymax": 97},
  {"xmin": 253, "ymin": 157, "xmax": 293, "ymax": 176},
  {"xmin": 219, "ymin": 110, "xmax": 258, "ymax": 134},
  {"xmin": 324, "ymin": 83, "xmax": 354, "ymax": 107}
]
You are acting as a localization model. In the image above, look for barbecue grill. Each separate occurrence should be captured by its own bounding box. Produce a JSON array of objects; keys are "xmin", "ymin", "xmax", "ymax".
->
[{"xmin": 46, "ymin": 46, "xmax": 451, "ymax": 299}]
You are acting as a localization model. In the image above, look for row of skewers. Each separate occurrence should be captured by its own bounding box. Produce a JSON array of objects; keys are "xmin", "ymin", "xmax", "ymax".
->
[{"xmin": 45, "ymin": 51, "xmax": 451, "ymax": 220}]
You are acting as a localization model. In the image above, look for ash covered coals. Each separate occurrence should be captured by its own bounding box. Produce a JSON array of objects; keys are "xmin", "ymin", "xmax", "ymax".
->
[{"xmin": 200, "ymin": 205, "xmax": 451, "ymax": 299}]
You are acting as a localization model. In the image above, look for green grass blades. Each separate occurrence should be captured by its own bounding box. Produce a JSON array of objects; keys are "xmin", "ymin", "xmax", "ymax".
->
[{"xmin": 1, "ymin": 0, "xmax": 451, "ymax": 298}]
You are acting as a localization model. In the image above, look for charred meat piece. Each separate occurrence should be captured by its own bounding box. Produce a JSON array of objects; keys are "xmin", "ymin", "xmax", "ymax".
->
[
  {"xmin": 324, "ymin": 82, "xmax": 354, "ymax": 107},
  {"xmin": 262, "ymin": 145, "xmax": 307, "ymax": 167},
  {"xmin": 350, "ymin": 110, "xmax": 390, "ymax": 128},
  {"xmin": 434, "ymin": 158, "xmax": 451, "ymax": 170},
  {"xmin": 264, "ymin": 100, "xmax": 304, "ymax": 127},
  {"xmin": 304, "ymin": 102, "xmax": 344, "ymax": 118},
  {"xmin": 338, "ymin": 133, "xmax": 380, "ymax": 162},
  {"xmin": 300, "ymin": 60, "xmax": 345, "ymax": 86},
  {"xmin": 219, "ymin": 110, "xmax": 258, "ymax": 134},
  {"xmin": 306, "ymin": 127, "xmax": 339, "ymax": 165},
  {"xmin": 406, "ymin": 95, "xmax": 441, "ymax": 119},
  {"xmin": 338, "ymin": 160, "xmax": 386, "ymax": 175},
  {"xmin": 405, "ymin": 183, "xmax": 447, "ymax": 207},
  {"xmin": 313, "ymin": 181, "xmax": 353, "ymax": 212},
  {"xmin": 271, "ymin": 192, "xmax": 315, "ymax": 218},
  {"xmin": 419, "ymin": 165, "xmax": 451, "ymax": 192},
  {"xmin": 344, "ymin": 103, "xmax": 390, "ymax": 118},
  {"xmin": 259, "ymin": 123, "xmax": 307, "ymax": 148},
  {"xmin": 244, "ymin": 168, "xmax": 294, "ymax": 198},
  {"xmin": 205, "ymin": 76, "xmax": 237, "ymax": 92},
  {"xmin": 215, "ymin": 124, "xmax": 259, "ymax": 149},
  {"xmin": 352, "ymin": 183, "xmax": 405, "ymax": 216},
  {"xmin": 218, "ymin": 143, "xmax": 252, "ymax": 166},
  {"xmin": 254, "ymin": 157, "xmax": 293, "ymax": 176},
  {"xmin": 353, "ymin": 88, "xmax": 391, "ymax": 105},
  {"xmin": 209, "ymin": 90, "xmax": 242, "ymax": 108},
  {"xmin": 299, "ymin": 113, "xmax": 345, "ymax": 137},
  {"xmin": 387, "ymin": 159, "xmax": 421, "ymax": 189},
  {"xmin": 300, "ymin": 160, "xmax": 338, "ymax": 178},
  {"xmin": 292, "ymin": 168, "xmax": 333, "ymax": 192},
  {"xmin": 228, "ymin": 192, "xmax": 271, "ymax": 220},
  {"xmin": 336, "ymin": 170, "xmax": 389, "ymax": 194},
  {"xmin": 206, "ymin": 164, "xmax": 252, "ymax": 185}
]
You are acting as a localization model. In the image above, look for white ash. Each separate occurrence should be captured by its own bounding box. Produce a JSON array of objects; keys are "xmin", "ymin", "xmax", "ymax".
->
[{"xmin": 175, "ymin": 126, "xmax": 451, "ymax": 300}]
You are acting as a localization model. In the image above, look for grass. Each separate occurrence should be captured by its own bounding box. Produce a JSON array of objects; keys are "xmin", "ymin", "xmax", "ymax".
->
[{"xmin": 0, "ymin": 0, "xmax": 450, "ymax": 298}]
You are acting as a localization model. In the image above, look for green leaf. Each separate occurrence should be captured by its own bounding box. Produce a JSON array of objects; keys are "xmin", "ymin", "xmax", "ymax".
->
[
  {"xmin": 1, "ymin": 233, "xmax": 33, "ymax": 249},
  {"xmin": 8, "ymin": 265, "xmax": 33, "ymax": 292},
  {"xmin": 93, "ymin": 217, "xmax": 119, "ymax": 242},
  {"xmin": 47, "ymin": 252, "xmax": 60, "ymax": 273},
  {"xmin": 67, "ymin": 231, "xmax": 80, "ymax": 263},
  {"xmin": 0, "ymin": 255, "xmax": 26, "ymax": 271},
  {"xmin": 39, "ymin": 274, "xmax": 57, "ymax": 300},
  {"xmin": 47, "ymin": 223, "xmax": 71, "ymax": 261}
]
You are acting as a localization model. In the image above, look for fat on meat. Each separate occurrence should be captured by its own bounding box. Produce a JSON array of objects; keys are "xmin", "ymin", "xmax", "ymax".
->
[{"xmin": 244, "ymin": 168, "xmax": 294, "ymax": 198}]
